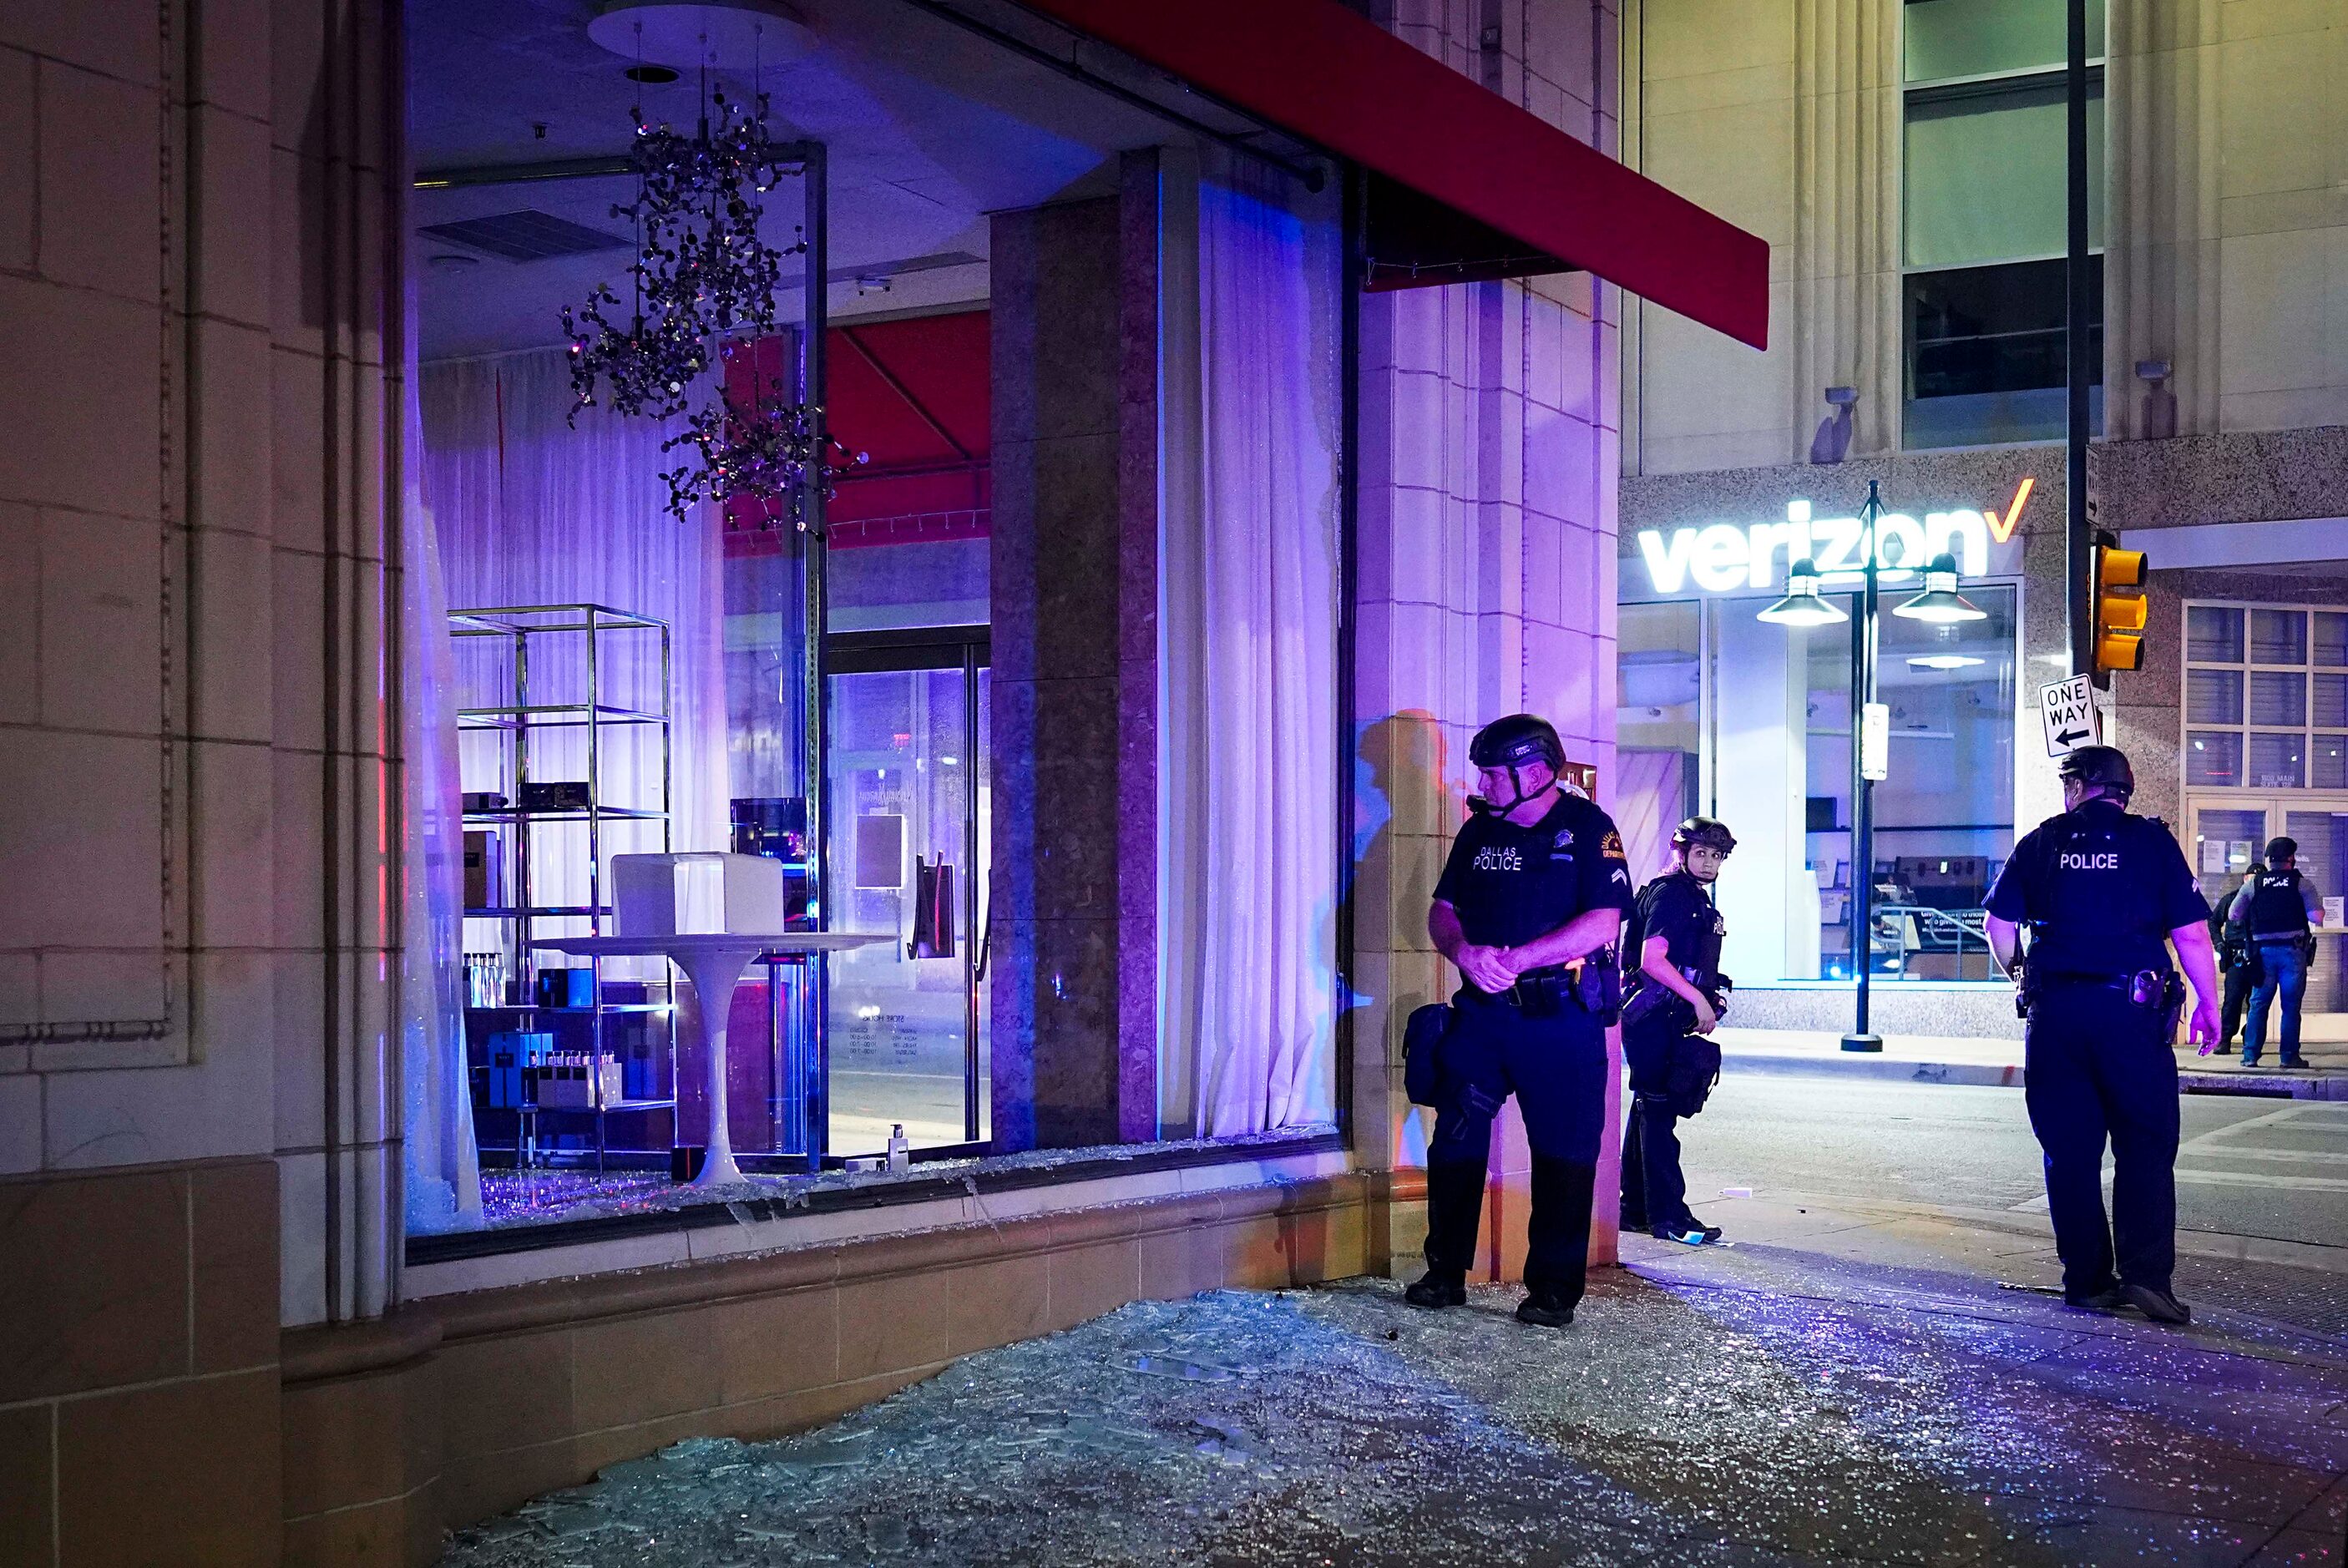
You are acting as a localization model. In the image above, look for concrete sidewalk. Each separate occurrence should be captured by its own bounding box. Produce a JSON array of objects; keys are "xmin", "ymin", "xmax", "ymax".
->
[
  {"xmin": 440, "ymin": 1190, "xmax": 2348, "ymax": 1567},
  {"xmin": 1718, "ymin": 1024, "xmax": 2348, "ymax": 1100}
]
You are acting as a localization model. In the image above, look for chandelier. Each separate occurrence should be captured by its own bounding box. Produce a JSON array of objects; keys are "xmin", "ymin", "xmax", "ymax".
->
[{"xmin": 563, "ymin": 84, "xmax": 835, "ymax": 523}]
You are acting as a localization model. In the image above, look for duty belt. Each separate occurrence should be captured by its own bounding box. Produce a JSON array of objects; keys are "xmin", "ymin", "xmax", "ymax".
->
[{"xmin": 2032, "ymin": 969, "xmax": 2179, "ymax": 1009}]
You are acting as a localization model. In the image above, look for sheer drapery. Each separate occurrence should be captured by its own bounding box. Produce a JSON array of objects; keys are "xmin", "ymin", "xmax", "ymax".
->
[
  {"xmin": 1158, "ymin": 148, "xmax": 1343, "ymax": 1137},
  {"xmin": 421, "ymin": 349, "xmax": 729, "ymax": 971},
  {"xmin": 399, "ymin": 316, "xmax": 481, "ymax": 1235},
  {"xmin": 1613, "ymin": 749, "xmax": 1688, "ymax": 890}
]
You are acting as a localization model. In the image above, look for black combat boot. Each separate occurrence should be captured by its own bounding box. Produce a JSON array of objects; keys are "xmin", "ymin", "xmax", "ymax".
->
[{"xmin": 1405, "ymin": 1160, "xmax": 1485, "ymax": 1308}]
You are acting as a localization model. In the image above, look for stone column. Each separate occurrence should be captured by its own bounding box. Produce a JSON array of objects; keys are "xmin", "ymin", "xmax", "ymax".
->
[
  {"xmin": 2103, "ymin": 0, "xmax": 2224, "ymax": 438},
  {"xmin": 1354, "ymin": 0, "xmax": 1627, "ymax": 1279},
  {"xmin": 1788, "ymin": 0, "xmax": 1901, "ymax": 460},
  {"xmin": 988, "ymin": 157, "xmax": 1160, "ymax": 1151}
]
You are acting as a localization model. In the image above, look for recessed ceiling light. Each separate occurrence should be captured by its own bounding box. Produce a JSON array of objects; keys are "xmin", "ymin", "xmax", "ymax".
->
[
  {"xmin": 427, "ymin": 252, "xmax": 482, "ymax": 270},
  {"xmin": 625, "ymin": 63, "xmax": 680, "ymax": 83},
  {"xmin": 1906, "ymin": 654, "xmax": 1984, "ymax": 670}
]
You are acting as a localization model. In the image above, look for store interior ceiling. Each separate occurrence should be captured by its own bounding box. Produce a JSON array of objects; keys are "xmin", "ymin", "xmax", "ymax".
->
[{"xmin": 408, "ymin": 0, "xmax": 1308, "ymax": 360}]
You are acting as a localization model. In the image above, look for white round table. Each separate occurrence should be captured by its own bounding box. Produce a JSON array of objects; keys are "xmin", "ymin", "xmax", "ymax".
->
[{"xmin": 529, "ymin": 932, "xmax": 891, "ymax": 1187}]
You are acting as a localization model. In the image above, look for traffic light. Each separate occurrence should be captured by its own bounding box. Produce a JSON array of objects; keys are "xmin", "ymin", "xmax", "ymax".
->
[{"xmin": 2092, "ymin": 530, "xmax": 2148, "ymax": 675}]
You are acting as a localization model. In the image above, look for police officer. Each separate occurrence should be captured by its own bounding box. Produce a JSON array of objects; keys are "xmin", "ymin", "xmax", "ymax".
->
[
  {"xmin": 2208, "ymin": 859, "xmax": 2263, "ymax": 1053},
  {"xmin": 2234, "ymin": 836, "xmax": 2325, "ymax": 1069},
  {"xmin": 1405, "ymin": 714, "xmax": 1636, "ymax": 1328},
  {"xmin": 1983, "ymin": 746, "xmax": 2220, "ymax": 1325},
  {"xmin": 1619, "ymin": 817, "xmax": 1735, "ymax": 1246}
]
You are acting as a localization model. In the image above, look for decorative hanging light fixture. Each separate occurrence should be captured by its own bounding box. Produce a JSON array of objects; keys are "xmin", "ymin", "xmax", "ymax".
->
[
  {"xmin": 563, "ymin": 4, "xmax": 833, "ymax": 522},
  {"xmin": 1756, "ymin": 558, "xmax": 1850, "ymax": 626},
  {"xmin": 1893, "ymin": 553, "xmax": 1987, "ymax": 624}
]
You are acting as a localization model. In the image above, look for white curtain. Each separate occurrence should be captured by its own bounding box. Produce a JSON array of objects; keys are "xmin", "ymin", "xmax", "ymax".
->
[
  {"xmin": 1158, "ymin": 148, "xmax": 1343, "ymax": 1137},
  {"xmin": 399, "ymin": 311, "xmax": 481, "ymax": 1234},
  {"xmin": 1614, "ymin": 749, "xmax": 1688, "ymax": 890},
  {"xmin": 421, "ymin": 350, "xmax": 730, "ymax": 972}
]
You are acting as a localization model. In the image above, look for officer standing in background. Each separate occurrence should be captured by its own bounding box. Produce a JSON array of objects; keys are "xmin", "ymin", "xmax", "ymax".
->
[
  {"xmin": 1983, "ymin": 746, "xmax": 2220, "ymax": 1326},
  {"xmin": 2234, "ymin": 836, "xmax": 2325, "ymax": 1069},
  {"xmin": 1406, "ymin": 714, "xmax": 1636, "ymax": 1328},
  {"xmin": 1619, "ymin": 817, "xmax": 1736, "ymax": 1247},
  {"xmin": 2208, "ymin": 858, "xmax": 2263, "ymax": 1055}
]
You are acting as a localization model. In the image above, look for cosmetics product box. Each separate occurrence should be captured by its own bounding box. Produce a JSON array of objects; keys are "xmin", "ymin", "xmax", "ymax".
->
[
  {"xmin": 535, "ymin": 968, "xmax": 595, "ymax": 1009},
  {"xmin": 537, "ymin": 1055, "xmax": 624, "ymax": 1109},
  {"xmin": 484, "ymin": 1030, "xmax": 552, "ymax": 1109},
  {"xmin": 463, "ymin": 832, "xmax": 502, "ymax": 910},
  {"xmin": 519, "ymin": 780, "xmax": 592, "ymax": 812},
  {"xmin": 462, "ymin": 791, "xmax": 508, "ymax": 815}
]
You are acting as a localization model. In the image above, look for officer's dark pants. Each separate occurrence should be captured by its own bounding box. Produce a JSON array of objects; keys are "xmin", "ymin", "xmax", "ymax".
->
[
  {"xmin": 2220, "ymin": 961, "xmax": 2255, "ymax": 1047},
  {"xmin": 1618, "ymin": 1010, "xmax": 1693, "ymax": 1232},
  {"xmin": 1424, "ymin": 991, "xmax": 1606, "ymax": 1303},
  {"xmin": 2023, "ymin": 979, "xmax": 2180, "ymax": 1297},
  {"xmin": 1621, "ymin": 1098, "xmax": 1692, "ymax": 1232}
]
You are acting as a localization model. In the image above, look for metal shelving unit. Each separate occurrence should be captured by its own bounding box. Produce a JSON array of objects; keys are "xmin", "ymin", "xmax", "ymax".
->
[{"xmin": 452, "ymin": 604, "xmax": 676, "ymax": 1168}]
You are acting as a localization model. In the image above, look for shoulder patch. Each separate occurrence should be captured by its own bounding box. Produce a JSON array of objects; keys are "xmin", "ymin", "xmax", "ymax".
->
[{"xmin": 1600, "ymin": 830, "xmax": 1627, "ymax": 860}]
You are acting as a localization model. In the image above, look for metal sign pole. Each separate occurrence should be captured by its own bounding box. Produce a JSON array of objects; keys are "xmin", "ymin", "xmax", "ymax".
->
[{"xmin": 2065, "ymin": 0, "xmax": 2093, "ymax": 680}]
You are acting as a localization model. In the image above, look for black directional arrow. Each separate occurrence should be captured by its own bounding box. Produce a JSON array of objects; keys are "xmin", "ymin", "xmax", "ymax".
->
[{"xmin": 2055, "ymin": 726, "xmax": 2092, "ymax": 746}]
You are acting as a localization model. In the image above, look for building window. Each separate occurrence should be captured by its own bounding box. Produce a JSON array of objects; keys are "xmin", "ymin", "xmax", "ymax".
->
[
  {"xmin": 2184, "ymin": 604, "xmax": 2348, "ymax": 791},
  {"xmin": 1901, "ymin": 0, "xmax": 2105, "ymax": 449},
  {"xmin": 1613, "ymin": 583, "xmax": 2021, "ymax": 987},
  {"xmin": 1617, "ymin": 601, "xmax": 1704, "ymax": 884}
]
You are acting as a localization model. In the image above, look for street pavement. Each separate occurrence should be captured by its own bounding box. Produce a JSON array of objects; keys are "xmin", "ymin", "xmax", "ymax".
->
[
  {"xmin": 1678, "ymin": 1075, "xmax": 2348, "ymax": 1278},
  {"xmin": 443, "ymin": 1069, "xmax": 2348, "ymax": 1566},
  {"xmin": 1716, "ymin": 1015, "xmax": 2348, "ymax": 1100}
]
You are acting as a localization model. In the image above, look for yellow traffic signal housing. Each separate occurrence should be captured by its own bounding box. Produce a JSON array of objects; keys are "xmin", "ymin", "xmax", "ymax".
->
[{"xmin": 2092, "ymin": 534, "xmax": 2148, "ymax": 674}]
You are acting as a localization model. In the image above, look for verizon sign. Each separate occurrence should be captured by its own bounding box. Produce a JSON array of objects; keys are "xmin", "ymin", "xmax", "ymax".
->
[{"xmin": 1632, "ymin": 478, "xmax": 2034, "ymax": 597}]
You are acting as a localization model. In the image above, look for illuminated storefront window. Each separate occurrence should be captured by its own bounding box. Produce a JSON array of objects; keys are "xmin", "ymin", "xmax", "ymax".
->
[{"xmin": 1618, "ymin": 494, "xmax": 2024, "ymax": 987}]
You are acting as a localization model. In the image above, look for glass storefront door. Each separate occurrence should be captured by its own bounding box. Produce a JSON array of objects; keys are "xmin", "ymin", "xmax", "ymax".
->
[
  {"xmin": 2188, "ymin": 798, "xmax": 2348, "ymax": 1020},
  {"xmin": 825, "ymin": 629, "xmax": 990, "ymax": 1154}
]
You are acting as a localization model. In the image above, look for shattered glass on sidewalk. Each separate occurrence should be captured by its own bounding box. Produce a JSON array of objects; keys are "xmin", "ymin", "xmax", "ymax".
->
[{"xmin": 442, "ymin": 1246, "xmax": 2348, "ymax": 1568}]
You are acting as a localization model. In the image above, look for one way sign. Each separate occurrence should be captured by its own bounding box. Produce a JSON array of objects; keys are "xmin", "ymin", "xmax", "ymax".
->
[{"xmin": 2039, "ymin": 675, "xmax": 2102, "ymax": 757}]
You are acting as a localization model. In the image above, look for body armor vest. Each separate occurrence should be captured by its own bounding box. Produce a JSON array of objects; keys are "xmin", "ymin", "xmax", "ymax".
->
[{"xmin": 2240, "ymin": 867, "xmax": 2310, "ymax": 941}]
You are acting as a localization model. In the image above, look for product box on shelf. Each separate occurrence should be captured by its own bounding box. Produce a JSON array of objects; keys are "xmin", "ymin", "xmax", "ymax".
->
[
  {"xmin": 536, "ymin": 1055, "xmax": 625, "ymax": 1109},
  {"xmin": 519, "ymin": 780, "xmax": 593, "ymax": 812},
  {"xmin": 536, "ymin": 968, "xmax": 596, "ymax": 1009},
  {"xmin": 463, "ymin": 831, "xmax": 503, "ymax": 910},
  {"xmin": 484, "ymin": 1030, "xmax": 553, "ymax": 1109}
]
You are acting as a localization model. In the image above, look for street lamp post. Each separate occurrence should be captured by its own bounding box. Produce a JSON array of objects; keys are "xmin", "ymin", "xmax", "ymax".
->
[
  {"xmin": 1847, "ymin": 485, "xmax": 1884, "ymax": 1051},
  {"xmin": 1758, "ymin": 480, "xmax": 1985, "ymax": 1055}
]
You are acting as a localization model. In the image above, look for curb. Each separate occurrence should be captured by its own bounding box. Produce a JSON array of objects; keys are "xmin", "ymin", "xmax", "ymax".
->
[{"xmin": 1722, "ymin": 1050, "xmax": 2348, "ymax": 1100}]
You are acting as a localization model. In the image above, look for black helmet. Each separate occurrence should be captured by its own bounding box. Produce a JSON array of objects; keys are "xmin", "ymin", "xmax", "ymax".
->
[
  {"xmin": 2057, "ymin": 745, "xmax": 2134, "ymax": 799},
  {"xmin": 1672, "ymin": 817, "xmax": 1737, "ymax": 855},
  {"xmin": 1469, "ymin": 714, "xmax": 1564, "ymax": 772}
]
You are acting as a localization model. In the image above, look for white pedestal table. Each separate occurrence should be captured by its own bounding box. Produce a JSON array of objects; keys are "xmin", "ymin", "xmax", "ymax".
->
[{"xmin": 529, "ymin": 932, "xmax": 889, "ymax": 1188}]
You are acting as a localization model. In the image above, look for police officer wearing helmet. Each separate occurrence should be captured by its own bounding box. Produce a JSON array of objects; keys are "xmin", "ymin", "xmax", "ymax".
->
[
  {"xmin": 2233, "ymin": 835, "xmax": 2325, "ymax": 1069},
  {"xmin": 1406, "ymin": 714, "xmax": 1636, "ymax": 1328},
  {"xmin": 1619, "ymin": 817, "xmax": 1735, "ymax": 1247},
  {"xmin": 1983, "ymin": 745, "xmax": 2221, "ymax": 1326}
]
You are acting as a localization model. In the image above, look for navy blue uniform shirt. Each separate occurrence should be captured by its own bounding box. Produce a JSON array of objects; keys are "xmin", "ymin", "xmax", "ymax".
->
[
  {"xmin": 1986, "ymin": 798, "xmax": 2209, "ymax": 975},
  {"xmin": 1628, "ymin": 871, "xmax": 1725, "ymax": 982},
  {"xmin": 1433, "ymin": 792, "xmax": 1636, "ymax": 953}
]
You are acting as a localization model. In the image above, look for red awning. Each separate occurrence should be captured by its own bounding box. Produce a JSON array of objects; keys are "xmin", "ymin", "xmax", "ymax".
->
[{"xmin": 1020, "ymin": 0, "xmax": 1769, "ymax": 350}]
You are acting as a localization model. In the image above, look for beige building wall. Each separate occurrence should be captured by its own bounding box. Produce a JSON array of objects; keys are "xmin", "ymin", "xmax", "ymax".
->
[
  {"xmin": 1623, "ymin": 0, "xmax": 2348, "ymax": 474},
  {"xmin": 1, "ymin": 0, "xmax": 402, "ymax": 1559}
]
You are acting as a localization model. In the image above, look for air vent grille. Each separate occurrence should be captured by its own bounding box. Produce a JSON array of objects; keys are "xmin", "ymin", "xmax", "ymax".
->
[{"xmin": 417, "ymin": 210, "xmax": 630, "ymax": 262}]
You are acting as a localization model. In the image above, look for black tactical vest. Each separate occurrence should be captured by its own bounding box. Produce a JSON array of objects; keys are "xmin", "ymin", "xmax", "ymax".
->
[{"xmin": 2241, "ymin": 867, "xmax": 2311, "ymax": 941}]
